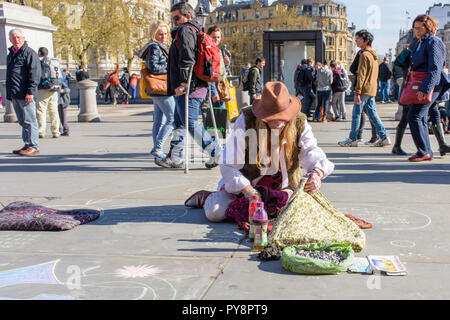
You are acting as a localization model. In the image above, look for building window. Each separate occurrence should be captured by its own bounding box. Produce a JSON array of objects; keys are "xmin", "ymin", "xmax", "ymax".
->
[
  {"xmin": 339, "ymin": 37, "xmax": 343, "ymax": 46},
  {"xmin": 242, "ymin": 13, "xmax": 246, "ymax": 20},
  {"xmin": 269, "ymin": 10, "xmax": 273, "ymax": 18},
  {"xmin": 255, "ymin": 10, "xmax": 259, "ymax": 18},
  {"xmin": 327, "ymin": 37, "xmax": 333, "ymax": 46},
  {"xmin": 329, "ymin": 6, "xmax": 333, "ymax": 15},
  {"xmin": 297, "ymin": 7, "xmax": 302, "ymax": 15},
  {"xmin": 312, "ymin": 7, "xmax": 318, "ymax": 16},
  {"xmin": 313, "ymin": 21, "xmax": 318, "ymax": 29}
]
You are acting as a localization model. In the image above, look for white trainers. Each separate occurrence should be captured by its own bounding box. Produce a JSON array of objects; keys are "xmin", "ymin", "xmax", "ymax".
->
[
  {"xmin": 373, "ymin": 137, "xmax": 392, "ymax": 147},
  {"xmin": 338, "ymin": 138, "xmax": 358, "ymax": 147}
]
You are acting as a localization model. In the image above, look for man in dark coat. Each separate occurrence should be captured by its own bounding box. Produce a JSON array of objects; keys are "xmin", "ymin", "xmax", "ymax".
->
[
  {"xmin": 156, "ymin": 1, "xmax": 221, "ymax": 170},
  {"xmin": 6, "ymin": 29, "xmax": 41, "ymax": 156},
  {"xmin": 378, "ymin": 57, "xmax": 393, "ymax": 103}
]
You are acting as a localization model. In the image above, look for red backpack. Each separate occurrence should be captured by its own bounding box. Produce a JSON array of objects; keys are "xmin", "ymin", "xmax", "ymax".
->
[{"xmin": 176, "ymin": 23, "xmax": 221, "ymax": 83}]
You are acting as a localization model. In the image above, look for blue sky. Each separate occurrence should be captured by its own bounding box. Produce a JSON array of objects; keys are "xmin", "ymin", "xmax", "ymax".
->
[{"xmin": 343, "ymin": 0, "xmax": 441, "ymax": 57}]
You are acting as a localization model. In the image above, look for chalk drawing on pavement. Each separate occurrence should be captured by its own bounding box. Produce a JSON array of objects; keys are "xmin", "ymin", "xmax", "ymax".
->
[
  {"xmin": 0, "ymin": 259, "xmax": 62, "ymax": 289},
  {"xmin": 336, "ymin": 204, "xmax": 432, "ymax": 231},
  {"xmin": 390, "ymin": 240, "xmax": 416, "ymax": 248},
  {"xmin": 0, "ymin": 260, "xmax": 177, "ymax": 300}
]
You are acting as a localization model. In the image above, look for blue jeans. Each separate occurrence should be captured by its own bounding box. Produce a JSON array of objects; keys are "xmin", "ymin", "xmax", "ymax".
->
[
  {"xmin": 314, "ymin": 90, "xmax": 331, "ymax": 120},
  {"xmin": 12, "ymin": 98, "xmax": 40, "ymax": 150},
  {"xmin": 152, "ymin": 95, "xmax": 176, "ymax": 153},
  {"xmin": 407, "ymin": 92, "xmax": 440, "ymax": 157},
  {"xmin": 129, "ymin": 85, "xmax": 136, "ymax": 104},
  {"xmin": 379, "ymin": 81, "xmax": 390, "ymax": 102},
  {"xmin": 168, "ymin": 96, "xmax": 215, "ymax": 161},
  {"xmin": 349, "ymin": 95, "xmax": 387, "ymax": 141}
]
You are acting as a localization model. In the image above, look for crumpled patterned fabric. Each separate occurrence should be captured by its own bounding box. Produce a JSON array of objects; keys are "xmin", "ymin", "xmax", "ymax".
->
[
  {"xmin": 268, "ymin": 180, "xmax": 366, "ymax": 252},
  {"xmin": 0, "ymin": 201, "xmax": 101, "ymax": 231},
  {"xmin": 225, "ymin": 175, "xmax": 289, "ymax": 224}
]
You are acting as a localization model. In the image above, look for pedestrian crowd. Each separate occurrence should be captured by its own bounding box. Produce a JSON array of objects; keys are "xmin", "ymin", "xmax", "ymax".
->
[{"xmin": 5, "ymin": 7, "xmax": 449, "ymax": 166}]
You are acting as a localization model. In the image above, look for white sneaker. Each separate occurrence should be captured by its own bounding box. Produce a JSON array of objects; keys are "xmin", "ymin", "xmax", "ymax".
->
[
  {"xmin": 338, "ymin": 138, "xmax": 358, "ymax": 147},
  {"xmin": 205, "ymin": 142, "xmax": 222, "ymax": 168},
  {"xmin": 373, "ymin": 137, "xmax": 392, "ymax": 147}
]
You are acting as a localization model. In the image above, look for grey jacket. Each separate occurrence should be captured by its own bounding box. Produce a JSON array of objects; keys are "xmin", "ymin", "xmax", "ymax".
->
[{"xmin": 316, "ymin": 67, "xmax": 333, "ymax": 91}]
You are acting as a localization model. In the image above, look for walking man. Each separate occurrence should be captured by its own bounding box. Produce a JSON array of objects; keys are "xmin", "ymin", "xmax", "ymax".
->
[
  {"xmin": 338, "ymin": 29, "xmax": 391, "ymax": 147},
  {"xmin": 6, "ymin": 29, "xmax": 41, "ymax": 156},
  {"xmin": 155, "ymin": 1, "xmax": 221, "ymax": 169}
]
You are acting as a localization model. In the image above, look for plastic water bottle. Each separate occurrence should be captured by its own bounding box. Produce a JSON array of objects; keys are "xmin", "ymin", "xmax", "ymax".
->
[
  {"xmin": 248, "ymin": 195, "xmax": 260, "ymax": 241},
  {"xmin": 252, "ymin": 202, "xmax": 268, "ymax": 252}
]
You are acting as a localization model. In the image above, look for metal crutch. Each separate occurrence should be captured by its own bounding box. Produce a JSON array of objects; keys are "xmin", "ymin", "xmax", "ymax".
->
[
  {"xmin": 207, "ymin": 83, "xmax": 220, "ymax": 143},
  {"xmin": 184, "ymin": 66, "xmax": 194, "ymax": 174}
]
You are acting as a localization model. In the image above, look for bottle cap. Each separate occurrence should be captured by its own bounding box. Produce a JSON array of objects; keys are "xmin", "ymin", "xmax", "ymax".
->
[{"xmin": 251, "ymin": 195, "xmax": 259, "ymax": 201}]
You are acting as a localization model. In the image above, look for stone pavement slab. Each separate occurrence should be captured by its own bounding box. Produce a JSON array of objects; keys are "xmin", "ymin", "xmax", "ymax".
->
[{"xmin": 0, "ymin": 102, "xmax": 449, "ymax": 300}]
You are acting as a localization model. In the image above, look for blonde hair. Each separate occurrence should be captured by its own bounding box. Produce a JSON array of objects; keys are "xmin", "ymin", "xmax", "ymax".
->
[
  {"xmin": 149, "ymin": 20, "xmax": 171, "ymax": 43},
  {"xmin": 255, "ymin": 118, "xmax": 297, "ymax": 171}
]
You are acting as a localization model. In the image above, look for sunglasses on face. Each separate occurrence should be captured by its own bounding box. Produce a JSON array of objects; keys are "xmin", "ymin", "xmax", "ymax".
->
[{"xmin": 172, "ymin": 15, "xmax": 183, "ymax": 22}]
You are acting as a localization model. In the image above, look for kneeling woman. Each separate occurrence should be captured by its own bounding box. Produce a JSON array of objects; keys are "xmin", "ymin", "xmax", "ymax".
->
[{"xmin": 204, "ymin": 82, "xmax": 334, "ymax": 223}]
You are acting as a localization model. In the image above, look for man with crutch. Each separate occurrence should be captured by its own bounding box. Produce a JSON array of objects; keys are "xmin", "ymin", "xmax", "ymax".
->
[{"xmin": 155, "ymin": 1, "xmax": 222, "ymax": 170}]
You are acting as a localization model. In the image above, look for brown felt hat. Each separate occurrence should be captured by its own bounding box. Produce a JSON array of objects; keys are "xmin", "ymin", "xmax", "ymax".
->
[{"xmin": 252, "ymin": 81, "xmax": 301, "ymax": 122}]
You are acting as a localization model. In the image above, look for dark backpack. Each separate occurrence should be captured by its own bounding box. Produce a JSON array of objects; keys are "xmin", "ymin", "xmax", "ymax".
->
[
  {"xmin": 334, "ymin": 72, "xmax": 349, "ymax": 91},
  {"xmin": 394, "ymin": 48, "xmax": 411, "ymax": 69},
  {"xmin": 241, "ymin": 67, "xmax": 256, "ymax": 91},
  {"xmin": 176, "ymin": 24, "xmax": 221, "ymax": 83},
  {"xmin": 297, "ymin": 67, "xmax": 313, "ymax": 87},
  {"xmin": 39, "ymin": 57, "xmax": 61, "ymax": 91}
]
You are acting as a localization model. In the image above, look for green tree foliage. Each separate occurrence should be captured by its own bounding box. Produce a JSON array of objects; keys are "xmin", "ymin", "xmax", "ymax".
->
[{"xmin": 28, "ymin": 0, "xmax": 162, "ymax": 71}]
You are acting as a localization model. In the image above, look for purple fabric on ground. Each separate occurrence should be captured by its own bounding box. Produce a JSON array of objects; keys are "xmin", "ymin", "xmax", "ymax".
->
[{"xmin": 0, "ymin": 201, "xmax": 101, "ymax": 231}]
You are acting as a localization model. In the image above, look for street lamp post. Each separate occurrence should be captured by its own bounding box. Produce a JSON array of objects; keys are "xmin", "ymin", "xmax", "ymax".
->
[{"xmin": 196, "ymin": 2, "xmax": 208, "ymax": 30}]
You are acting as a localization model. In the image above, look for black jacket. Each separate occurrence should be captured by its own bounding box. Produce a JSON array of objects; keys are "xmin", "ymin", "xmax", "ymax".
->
[
  {"xmin": 75, "ymin": 70, "xmax": 89, "ymax": 82},
  {"xmin": 378, "ymin": 62, "xmax": 392, "ymax": 82},
  {"xmin": 167, "ymin": 20, "xmax": 207, "ymax": 96},
  {"xmin": 6, "ymin": 42, "xmax": 41, "ymax": 100}
]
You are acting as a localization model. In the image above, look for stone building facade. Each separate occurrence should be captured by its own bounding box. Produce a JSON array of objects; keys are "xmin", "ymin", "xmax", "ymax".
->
[{"xmin": 206, "ymin": 0, "xmax": 355, "ymax": 72}]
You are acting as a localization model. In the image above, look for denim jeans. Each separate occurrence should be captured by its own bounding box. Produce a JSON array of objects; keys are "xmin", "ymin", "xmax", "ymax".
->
[
  {"xmin": 314, "ymin": 90, "xmax": 331, "ymax": 120},
  {"xmin": 129, "ymin": 85, "xmax": 137, "ymax": 104},
  {"xmin": 152, "ymin": 95, "xmax": 176, "ymax": 153},
  {"xmin": 407, "ymin": 92, "xmax": 440, "ymax": 157},
  {"xmin": 349, "ymin": 95, "xmax": 387, "ymax": 141},
  {"xmin": 168, "ymin": 96, "xmax": 215, "ymax": 162},
  {"xmin": 12, "ymin": 98, "xmax": 40, "ymax": 150},
  {"xmin": 379, "ymin": 81, "xmax": 390, "ymax": 102}
]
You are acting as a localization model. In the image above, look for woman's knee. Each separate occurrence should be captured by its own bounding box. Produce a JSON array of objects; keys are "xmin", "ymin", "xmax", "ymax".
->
[{"xmin": 203, "ymin": 190, "xmax": 236, "ymax": 222}]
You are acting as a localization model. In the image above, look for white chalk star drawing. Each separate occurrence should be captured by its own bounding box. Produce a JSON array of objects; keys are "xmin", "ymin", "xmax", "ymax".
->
[{"xmin": 114, "ymin": 265, "xmax": 162, "ymax": 279}]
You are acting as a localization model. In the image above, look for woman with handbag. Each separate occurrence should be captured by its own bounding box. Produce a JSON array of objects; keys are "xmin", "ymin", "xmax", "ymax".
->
[
  {"xmin": 206, "ymin": 26, "xmax": 228, "ymax": 109},
  {"xmin": 404, "ymin": 15, "xmax": 449, "ymax": 161},
  {"xmin": 137, "ymin": 20, "xmax": 175, "ymax": 160}
]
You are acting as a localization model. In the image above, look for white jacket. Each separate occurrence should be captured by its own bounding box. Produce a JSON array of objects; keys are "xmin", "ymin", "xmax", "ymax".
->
[{"xmin": 218, "ymin": 114, "xmax": 335, "ymax": 194}]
